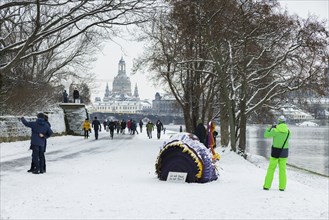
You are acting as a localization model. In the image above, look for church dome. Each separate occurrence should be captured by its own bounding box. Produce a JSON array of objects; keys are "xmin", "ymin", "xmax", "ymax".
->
[{"xmin": 112, "ymin": 58, "xmax": 132, "ymax": 96}]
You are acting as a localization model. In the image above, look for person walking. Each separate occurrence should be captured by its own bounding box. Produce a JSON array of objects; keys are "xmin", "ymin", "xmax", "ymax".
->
[
  {"xmin": 139, "ymin": 120, "xmax": 143, "ymax": 133},
  {"xmin": 92, "ymin": 116, "xmax": 101, "ymax": 140},
  {"xmin": 131, "ymin": 120, "xmax": 138, "ymax": 135},
  {"xmin": 108, "ymin": 120, "xmax": 115, "ymax": 139},
  {"xmin": 146, "ymin": 121, "xmax": 154, "ymax": 139},
  {"xmin": 263, "ymin": 115, "xmax": 291, "ymax": 191},
  {"xmin": 155, "ymin": 120, "xmax": 163, "ymax": 139},
  {"xmin": 21, "ymin": 113, "xmax": 53, "ymax": 174},
  {"xmin": 82, "ymin": 118, "xmax": 91, "ymax": 139},
  {"xmin": 127, "ymin": 119, "xmax": 132, "ymax": 134},
  {"xmin": 116, "ymin": 120, "xmax": 121, "ymax": 134},
  {"xmin": 103, "ymin": 120, "xmax": 108, "ymax": 132},
  {"xmin": 121, "ymin": 119, "xmax": 126, "ymax": 134}
]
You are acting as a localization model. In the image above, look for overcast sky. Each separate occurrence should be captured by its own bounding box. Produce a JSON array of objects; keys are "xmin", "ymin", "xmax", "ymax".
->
[{"xmin": 90, "ymin": 1, "xmax": 329, "ymax": 101}]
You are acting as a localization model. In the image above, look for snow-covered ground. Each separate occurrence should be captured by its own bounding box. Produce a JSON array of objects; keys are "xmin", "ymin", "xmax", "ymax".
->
[{"xmin": 1, "ymin": 129, "xmax": 328, "ymax": 219}]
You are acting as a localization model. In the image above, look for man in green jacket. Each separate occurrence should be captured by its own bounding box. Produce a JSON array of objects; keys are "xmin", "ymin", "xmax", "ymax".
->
[{"xmin": 263, "ymin": 115, "xmax": 290, "ymax": 191}]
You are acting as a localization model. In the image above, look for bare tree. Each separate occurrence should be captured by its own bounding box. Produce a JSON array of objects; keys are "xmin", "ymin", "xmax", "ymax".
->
[
  {"xmin": 0, "ymin": 0, "xmax": 155, "ymax": 74},
  {"xmin": 0, "ymin": 0, "xmax": 156, "ymax": 114},
  {"xmin": 205, "ymin": 0, "xmax": 329, "ymax": 153},
  {"xmin": 135, "ymin": 0, "xmax": 218, "ymax": 132}
]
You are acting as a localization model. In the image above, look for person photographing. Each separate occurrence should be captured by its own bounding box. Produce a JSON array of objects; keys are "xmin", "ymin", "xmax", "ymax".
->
[
  {"xmin": 21, "ymin": 113, "xmax": 53, "ymax": 174},
  {"xmin": 263, "ymin": 115, "xmax": 290, "ymax": 191}
]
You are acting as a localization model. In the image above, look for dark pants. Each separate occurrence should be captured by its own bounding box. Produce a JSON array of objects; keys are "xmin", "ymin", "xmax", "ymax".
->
[
  {"xmin": 157, "ymin": 129, "xmax": 161, "ymax": 139},
  {"xmin": 94, "ymin": 129, "xmax": 99, "ymax": 139},
  {"xmin": 110, "ymin": 129, "xmax": 114, "ymax": 139},
  {"xmin": 32, "ymin": 145, "xmax": 45, "ymax": 172},
  {"xmin": 84, "ymin": 130, "xmax": 89, "ymax": 138}
]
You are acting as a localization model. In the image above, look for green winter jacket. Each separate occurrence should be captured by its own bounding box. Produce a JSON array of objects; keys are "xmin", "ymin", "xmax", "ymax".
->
[{"xmin": 264, "ymin": 123, "xmax": 290, "ymax": 158}]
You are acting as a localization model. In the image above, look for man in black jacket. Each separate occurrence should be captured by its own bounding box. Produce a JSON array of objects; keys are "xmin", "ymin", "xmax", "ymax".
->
[
  {"xmin": 155, "ymin": 120, "xmax": 163, "ymax": 139},
  {"xmin": 92, "ymin": 116, "xmax": 101, "ymax": 140}
]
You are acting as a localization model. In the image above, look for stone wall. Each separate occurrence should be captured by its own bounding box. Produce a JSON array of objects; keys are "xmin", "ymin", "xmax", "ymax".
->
[
  {"xmin": 59, "ymin": 103, "xmax": 88, "ymax": 135},
  {"xmin": 0, "ymin": 106, "xmax": 66, "ymax": 142}
]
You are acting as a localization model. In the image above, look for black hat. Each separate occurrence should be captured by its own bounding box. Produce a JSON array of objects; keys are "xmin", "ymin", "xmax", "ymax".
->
[{"xmin": 37, "ymin": 113, "xmax": 45, "ymax": 119}]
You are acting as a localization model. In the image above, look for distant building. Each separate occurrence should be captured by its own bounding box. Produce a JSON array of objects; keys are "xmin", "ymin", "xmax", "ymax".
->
[
  {"xmin": 91, "ymin": 57, "xmax": 185, "ymax": 116},
  {"xmin": 152, "ymin": 92, "xmax": 183, "ymax": 116},
  {"xmin": 95, "ymin": 100, "xmax": 152, "ymax": 114},
  {"xmin": 279, "ymin": 104, "xmax": 314, "ymax": 122},
  {"xmin": 112, "ymin": 58, "xmax": 132, "ymax": 97},
  {"xmin": 93, "ymin": 57, "xmax": 152, "ymax": 114}
]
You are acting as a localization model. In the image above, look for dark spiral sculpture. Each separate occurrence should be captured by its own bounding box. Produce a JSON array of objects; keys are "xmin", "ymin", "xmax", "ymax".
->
[{"xmin": 155, "ymin": 133, "xmax": 218, "ymax": 183}]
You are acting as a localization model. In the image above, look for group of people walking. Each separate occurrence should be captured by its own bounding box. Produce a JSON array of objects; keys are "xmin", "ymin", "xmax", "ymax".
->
[
  {"xmin": 145, "ymin": 120, "xmax": 164, "ymax": 139},
  {"xmin": 82, "ymin": 117, "xmax": 102, "ymax": 140},
  {"xmin": 81, "ymin": 117, "xmax": 165, "ymax": 140}
]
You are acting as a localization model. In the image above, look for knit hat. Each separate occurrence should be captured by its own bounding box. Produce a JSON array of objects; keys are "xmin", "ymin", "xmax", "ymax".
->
[
  {"xmin": 278, "ymin": 115, "xmax": 286, "ymax": 123},
  {"xmin": 37, "ymin": 113, "xmax": 45, "ymax": 119}
]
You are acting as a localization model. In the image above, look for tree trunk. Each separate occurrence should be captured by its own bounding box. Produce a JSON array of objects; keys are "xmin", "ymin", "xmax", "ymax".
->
[
  {"xmin": 183, "ymin": 106, "xmax": 193, "ymax": 133},
  {"xmin": 238, "ymin": 105, "xmax": 247, "ymax": 154},
  {"xmin": 228, "ymin": 99, "xmax": 237, "ymax": 152},
  {"xmin": 220, "ymin": 103, "xmax": 230, "ymax": 147},
  {"xmin": 238, "ymin": 72, "xmax": 247, "ymax": 154}
]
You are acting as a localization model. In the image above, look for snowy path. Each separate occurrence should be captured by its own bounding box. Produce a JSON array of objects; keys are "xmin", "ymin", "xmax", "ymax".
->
[{"xmin": 1, "ymin": 130, "xmax": 328, "ymax": 219}]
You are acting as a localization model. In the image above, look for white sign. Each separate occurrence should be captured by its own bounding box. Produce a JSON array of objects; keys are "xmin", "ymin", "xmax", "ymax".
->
[{"xmin": 167, "ymin": 172, "xmax": 187, "ymax": 183}]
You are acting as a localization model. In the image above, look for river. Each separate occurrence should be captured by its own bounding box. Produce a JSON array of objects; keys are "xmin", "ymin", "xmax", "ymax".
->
[{"xmin": 246, "ymin": 125, "xmax": 329, "ymax": 176}]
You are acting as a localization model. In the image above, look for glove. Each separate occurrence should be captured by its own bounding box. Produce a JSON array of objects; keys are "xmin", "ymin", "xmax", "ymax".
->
[{"xmin": 271, "ymin": 125, "xmax": 277, "ymax": 129}]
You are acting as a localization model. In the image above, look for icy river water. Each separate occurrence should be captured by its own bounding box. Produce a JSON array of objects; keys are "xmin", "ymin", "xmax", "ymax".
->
[{"xmin": 246, "ymin": 125, "xmax": 329, "ymax": 176}]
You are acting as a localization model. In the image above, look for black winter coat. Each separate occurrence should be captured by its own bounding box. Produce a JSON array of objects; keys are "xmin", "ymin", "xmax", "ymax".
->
[
  {"xmin": 21, "ymin": 117, "xmax": 53, "ymax": 147},
  {"xmin": 73, "ymin": 90, "xmax": 79, "ymax": 99},
  {"xmin": 194, "ymin": 123, "xmax": 206, "ymax": 144},
  {"xmin": 92, "ymin": 119, "xmax": 101, "ymax": 131}
]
